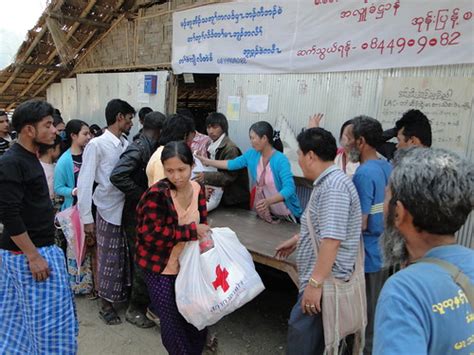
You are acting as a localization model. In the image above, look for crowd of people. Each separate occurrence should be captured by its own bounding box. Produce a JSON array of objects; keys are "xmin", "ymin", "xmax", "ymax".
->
[{"xmin": 0, "ymin": 99, "xmax": 472, "ymax": 355}]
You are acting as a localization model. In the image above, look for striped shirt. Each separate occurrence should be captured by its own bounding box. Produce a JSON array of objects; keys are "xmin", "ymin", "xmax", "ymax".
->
[{"xmin": 296, "ymin": 165, "xmax": 362, "ymax": 292}]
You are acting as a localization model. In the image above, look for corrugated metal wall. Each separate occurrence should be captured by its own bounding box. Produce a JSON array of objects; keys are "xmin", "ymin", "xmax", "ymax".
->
[
  {"xmin": 47, "ymin": 71, "xmax": 170, "ymax": 139},
  {"xmin": 217, "ymin": 64, "xmax": 473, "ymax": 248}
]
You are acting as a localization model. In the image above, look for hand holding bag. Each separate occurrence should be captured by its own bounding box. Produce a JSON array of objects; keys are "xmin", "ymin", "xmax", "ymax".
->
[{"xmin": 175, "ymin": 227, "xmax": 265, "ymax": 330}]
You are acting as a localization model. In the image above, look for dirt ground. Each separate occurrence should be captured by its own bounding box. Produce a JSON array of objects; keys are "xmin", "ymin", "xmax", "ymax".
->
[{"xmin": 77, "ymin": 265, "xmax": 298, "ymax": 355}]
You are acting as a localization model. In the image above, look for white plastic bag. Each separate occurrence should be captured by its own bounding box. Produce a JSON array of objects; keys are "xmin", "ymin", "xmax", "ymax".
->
[{"xmin": 176, "ymin": 227, "xmax": 265, "ymax": 330}]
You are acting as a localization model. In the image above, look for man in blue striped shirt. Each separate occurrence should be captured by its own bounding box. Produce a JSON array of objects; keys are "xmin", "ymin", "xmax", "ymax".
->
[
  {"xmin": 276, "ymin": 128, "xmax": 362, "ymax": 354},
  {"xmin": 344, "ymin": 116, "xmax": 392, "ymax": 355}
]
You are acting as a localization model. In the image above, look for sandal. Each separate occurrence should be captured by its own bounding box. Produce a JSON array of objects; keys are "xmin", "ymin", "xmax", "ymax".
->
[
  {"xmin": 146, "ymin": 307, "xmax": 161, "ymax": 327},
  {"xmin": 99, "ymin": 308, "xmax": 122, "ymax": 325},
  {"xmin": 205, "ymin": 333, "xmax": 218, "ymax": 353},
  {"xmin": 86, "ymin": 291, "xmax": 98, "ymax": 300},
  {"xmin": 125, "ymin": 308, "xmax": 155, "ymax": 329}
]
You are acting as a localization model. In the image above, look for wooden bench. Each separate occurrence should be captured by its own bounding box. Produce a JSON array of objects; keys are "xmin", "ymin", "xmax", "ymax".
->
[{"xmin": 209, "ymin": 208, "xmax": 300, "ymax": 286}]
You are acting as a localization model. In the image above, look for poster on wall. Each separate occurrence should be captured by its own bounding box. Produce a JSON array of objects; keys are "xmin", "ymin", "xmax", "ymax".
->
[
  {"xmin": 226, "ymin": 96, "xmax": 241, "ymax": 120},
  {"xmin": 378, "ymin": 77, "xmax": 473, "ymax": 155},
  {"xmin": 172, "ymin": 0, "xmax": 474, "ymax": 74}
]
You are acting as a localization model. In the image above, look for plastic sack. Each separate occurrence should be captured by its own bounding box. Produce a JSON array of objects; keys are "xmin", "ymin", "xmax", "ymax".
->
[
  {"xmin": 55, "ymin": 205, "xmax": 92, "ymax": 293},
  {"xmin": 176, "ymin": 227, "xmax": 265, "ymax": 330}
]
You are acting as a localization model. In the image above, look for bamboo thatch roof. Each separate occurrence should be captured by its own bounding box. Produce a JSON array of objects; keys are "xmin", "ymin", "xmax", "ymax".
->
[{"xmin": 0, "ymin": 0, "xmax": 162, "ymax": 111}]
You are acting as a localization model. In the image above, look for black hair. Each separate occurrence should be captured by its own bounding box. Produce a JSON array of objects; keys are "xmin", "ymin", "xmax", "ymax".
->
[
  {"xmin": 12, "ymin": 100, "xmax": 55, "ymax": 132},
  {"xmin": 206, "ymin": 112, "xmax": 229, "ymax": 135},
  {"xmin": 159, "ymin": 114, "xmax": 196, "ymax": 146},
  {"xmin": 351, "ymin": 115, "xmax": 384, "ymax": 149},
  {"xmin": 339, "ymin": 119, "xmax": 353, "ymax": 140},
  {"xmin": 138, "ymin": 107, "xmax": 153, "ymax": 122},
  {"xmin": 52, "ymin": 112, "xmax": 64, "ymax": 127},
  {"xmin": 105, "ymin": 99, "xmax": 136, "ymax": 126},
  {"xmin": 143, "ymin": 111, "xmax": 167, "ymax": 131},
  {"xmin": 89, "ymin": 124, "xmax": 102, "ymax": 137},
  {"xmin": 297, "ymin": 128, "xmax": 337, "ymax": 162},
  {"xmin": 395, "ymin": 109, "xmax": 432, "ymax": 147},
  {"xmin": 161, "ymin": 140, "xmax": 194, "ymax": 166},
  {"xmin": 161, "ymin": 141, "xmax": 194, "ymax": 189},
  {"xmin": 65, "ymin": 119, "xmax": 89, "ymax": 148},
  {"xmin": 38, "ymin": 134, "xmax": 62, "ymax": 155},
  {"xmin": 249, "ymin": 121, "xmax": 283, "ymax": 152},
  {"xmin": 0, "ymin": 111, "xmax": 7, "ymax": 117}
]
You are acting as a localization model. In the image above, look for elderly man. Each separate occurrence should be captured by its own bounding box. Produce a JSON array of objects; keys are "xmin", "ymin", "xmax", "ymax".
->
[
  {"xmin": 374, "ymin": 148, "xmax": 474, "ymax": 354},
  {"xmin": 276, "ymin": 128, "xmax": 363, "ymax": 354}
]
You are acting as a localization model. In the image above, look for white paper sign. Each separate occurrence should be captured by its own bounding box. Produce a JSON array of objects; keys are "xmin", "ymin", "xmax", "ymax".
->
[
  {"xmin": 246, "ymin": 95, "xmax": 269, "ymax": 113},
  {"xmin": 378, "ymin": 77, "xmax": 473, "ymax": 155},
  {"xmin": 172, "ymin": 0, "xmax": 474, "ymax": 74}
]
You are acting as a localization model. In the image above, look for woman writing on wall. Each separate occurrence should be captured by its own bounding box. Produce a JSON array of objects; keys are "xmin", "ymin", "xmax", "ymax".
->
[
  {"xmin": 136, "ymin": 141, "xmax": 210, "ymax": 355},
  {"xmin": 197, "ymin": 121, "xmax": 302, "ymax": 223}
]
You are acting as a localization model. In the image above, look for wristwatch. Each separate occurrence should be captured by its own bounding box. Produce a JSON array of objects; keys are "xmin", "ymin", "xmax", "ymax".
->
[{"xmin": 308, "ymin": 277, "xmax": 323, "ymax": 289}]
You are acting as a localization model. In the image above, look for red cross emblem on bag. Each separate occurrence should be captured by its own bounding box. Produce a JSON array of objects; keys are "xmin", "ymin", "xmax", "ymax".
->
[{"xmin": 212, "ymin": 265, "xmax": 230, "ymax": 292}]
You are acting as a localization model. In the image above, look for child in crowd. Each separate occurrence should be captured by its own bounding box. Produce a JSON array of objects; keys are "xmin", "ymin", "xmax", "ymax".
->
[{"xmin": 39, "ymin": 134, "xmax": 62, "ymax": 202}]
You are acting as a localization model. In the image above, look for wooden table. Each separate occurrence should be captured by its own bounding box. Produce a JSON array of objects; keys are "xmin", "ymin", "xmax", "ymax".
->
[{"xmin": 209, "ymin": 208, "xmax": 300, "ymax": 286}]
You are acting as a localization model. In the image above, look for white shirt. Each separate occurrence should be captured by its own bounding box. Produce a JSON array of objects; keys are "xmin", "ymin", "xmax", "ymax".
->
[
  {"xmin": 40, "ymin": 161, "xmax": 55, "ymax": 200},
  {"xmin": 77, "ymin": 129, "xmax": 128, "ymax": 225}
]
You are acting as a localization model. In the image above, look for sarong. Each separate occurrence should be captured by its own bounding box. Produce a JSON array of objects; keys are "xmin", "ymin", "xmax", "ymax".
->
[
  {"xmin": 144, "ymin": 272, "xmax": 207, "ymax": 355},
  {"xmin": 0, "ymin": 245, "xmax": 78, "ymax": 354},
  {"xmin": 96, "ymin": 212, "xmax": 131, "ymax": 302}
]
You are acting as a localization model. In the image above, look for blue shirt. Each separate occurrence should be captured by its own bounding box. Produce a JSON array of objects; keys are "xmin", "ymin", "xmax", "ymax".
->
[
  {"xmin": 227, "ymin": 148, "xmax": 302, "ymax": 217},
  {"xmin": 374, "ymin": 245, "xmax": 474, "ymax": 355},
  {"xmin": 352, "ymin": 159, "xmax": 392, "ymax": 273}
]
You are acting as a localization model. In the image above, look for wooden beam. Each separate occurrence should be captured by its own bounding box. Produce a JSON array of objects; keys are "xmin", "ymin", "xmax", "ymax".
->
[
  {"xmin": 13, "ymin": 63, "xmax": 67, "ymax": 71},
  {"xmin": 0, "ymin": 0, "xmax": 65, "ymax": 95},
  {"xmin": 48, "ymin": 12, "xmax": 110, "ymax": 29},
  {"xmin": 9, "ymin": 0, "xmax": 127, "ymax": 106},
  {"xmin": 16, "ymin": 0, "xmax": 98, "ymax": 99},
  {"xmin": 75, "ymin": 62, "xmax": 171, "ymax": 73}
]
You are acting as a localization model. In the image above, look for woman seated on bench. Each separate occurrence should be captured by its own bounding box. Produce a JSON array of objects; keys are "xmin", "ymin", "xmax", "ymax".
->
[{"xmin": 196, "ymin": 121, "xmax": 302, "ymax": 223}]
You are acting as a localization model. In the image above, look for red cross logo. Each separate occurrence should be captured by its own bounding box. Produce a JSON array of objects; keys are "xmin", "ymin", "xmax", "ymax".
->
[{"xmin": 212, "ymin": 265, "xmax": 230, "ymax": 292}]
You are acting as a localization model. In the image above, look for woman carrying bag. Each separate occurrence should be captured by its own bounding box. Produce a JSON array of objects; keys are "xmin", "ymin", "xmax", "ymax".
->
[{"xmin": 136, "ymin": 141, "xmax": 210, "ymax": 355}]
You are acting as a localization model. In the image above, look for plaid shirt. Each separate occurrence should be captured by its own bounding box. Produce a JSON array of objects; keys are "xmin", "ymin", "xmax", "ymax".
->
[{"xmin": 135, "ymin": 179, "xmax": 208, "ymax": 273}]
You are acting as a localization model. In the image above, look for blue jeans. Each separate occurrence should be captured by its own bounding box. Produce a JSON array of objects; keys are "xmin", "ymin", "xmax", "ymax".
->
[{"xmin": 287, "ymin": 292, "xmax": 325, "ymax": 355}]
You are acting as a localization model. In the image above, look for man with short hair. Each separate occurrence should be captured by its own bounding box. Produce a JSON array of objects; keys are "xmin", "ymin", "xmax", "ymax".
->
[
  {"xmin": 133, "ymin": 106, "xmax": 153, "ymax": 141},
  {"xmin": 276, "ymin": 128, "xmax": 363, "ymax": 354},
  {"xmin": 395, "ymin": 109, "xmax": 432, "ymax": 149},
  {"xmin": 194, "ymin": 112, "xmax": 250, "ymax": 210},
  {"xmin": 0, "ymin": 100, "xmax": 78, "ymax": 353},
  {"xmin": 77, "ymin": 98, "xmax": 136, "ymax": 325},
  {"xmin": 0, "ymin": 111, "xmax": 12, "ymax": 156},
  {"xmin": 344, "ymin": 116, "xmax": 392, "ymax": 355},
  {"xmin": 374, "ymin": 147, "xmax": 474, "ymax": 354},
  {"xmin": 110, "ymin": 110, "xmax": 167, "ymax": 328}
]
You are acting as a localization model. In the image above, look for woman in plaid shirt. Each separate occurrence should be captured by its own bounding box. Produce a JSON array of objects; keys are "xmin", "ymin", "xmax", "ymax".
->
[{"xmin": 136, "ymin": 141, "xmax": 210, "ymax": 355}]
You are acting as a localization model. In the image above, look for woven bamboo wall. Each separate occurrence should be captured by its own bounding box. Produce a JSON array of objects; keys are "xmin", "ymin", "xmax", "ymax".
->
[{"xmin": 74, "ymin": 0, "xmax": 223, "ymax": 73}]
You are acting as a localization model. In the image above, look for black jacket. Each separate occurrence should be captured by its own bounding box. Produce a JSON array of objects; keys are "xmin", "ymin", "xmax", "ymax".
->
[
  {"xmin": 203, "ymin": 136, "xmax": 250, "ymax": 208},
  {"xmin": 110, "ymin": 134, "xmax": 158, "ymax": 226}
]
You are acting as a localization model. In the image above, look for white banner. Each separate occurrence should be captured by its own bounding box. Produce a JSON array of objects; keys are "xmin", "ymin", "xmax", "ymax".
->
[{"xmin": 172, "ymin": 0, "xmax": 474, "ymax": 74}]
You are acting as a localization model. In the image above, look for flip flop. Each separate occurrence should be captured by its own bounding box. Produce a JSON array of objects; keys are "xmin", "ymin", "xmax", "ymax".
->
[
  {"xmin": 125, "ymin": 308, "xmax": 155, "ymax": 329},
  {"xmin": 99, "ymin": 308, "xmax": 122, "ymax": 326}
]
